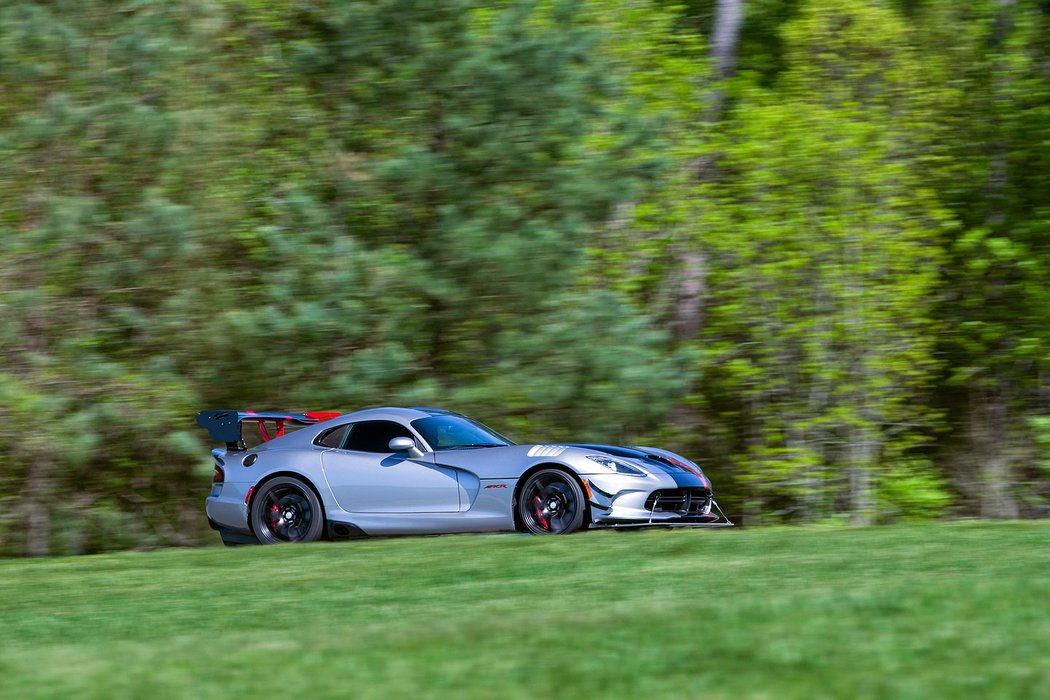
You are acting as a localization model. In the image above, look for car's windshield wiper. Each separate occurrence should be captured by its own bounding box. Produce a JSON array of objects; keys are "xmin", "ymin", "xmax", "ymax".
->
[{"xmin": 441, "ymin": 443, "xmax": 507, "ymax": 450}]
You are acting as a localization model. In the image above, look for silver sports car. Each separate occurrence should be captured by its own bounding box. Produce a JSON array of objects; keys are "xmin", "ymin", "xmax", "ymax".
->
[{"xmin": 197, "ymin": 407, "xmax": 731, "ymax": 545}]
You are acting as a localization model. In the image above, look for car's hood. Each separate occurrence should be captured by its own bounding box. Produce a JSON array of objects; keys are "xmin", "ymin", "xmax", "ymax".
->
[
  {"xmin": 430, "ymin": 442, "xmax": 708, "ymax": 485},
  {"xmin": 568, "ymin": 443, "xmax": 709, "ymax": 486}
]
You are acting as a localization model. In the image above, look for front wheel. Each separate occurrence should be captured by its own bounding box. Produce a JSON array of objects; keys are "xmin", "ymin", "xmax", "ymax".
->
[
  {"xmin": 517, "ymin": 469, "xmax": 587, "ymax": 535},
  {"xmin": 250, "ymin": 476, "xmax": 325, "ymax": 544}
]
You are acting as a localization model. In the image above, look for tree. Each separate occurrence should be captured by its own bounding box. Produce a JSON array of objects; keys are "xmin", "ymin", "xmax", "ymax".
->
[
  {"xmin": 912, "ymin": 0, "xmax": 1050, "ymax": 517},
  {"xmin": 0, "ymin": 0, "xmax": 686, "ymax": 554},
  {"xmin": 696, "ymin": 0, "xmax": 951, "ymax": 522}
]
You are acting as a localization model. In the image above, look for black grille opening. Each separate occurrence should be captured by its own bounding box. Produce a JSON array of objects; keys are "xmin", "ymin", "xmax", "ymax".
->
[{"xmin": 645, "ymin": 488, "xmax": 712, "ymax": 516}]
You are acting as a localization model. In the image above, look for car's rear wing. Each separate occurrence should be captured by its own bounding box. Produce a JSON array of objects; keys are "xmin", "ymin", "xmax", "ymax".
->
[{"xmin": 195, "ymin": 410, "xmax": 342, "ymax": 450}]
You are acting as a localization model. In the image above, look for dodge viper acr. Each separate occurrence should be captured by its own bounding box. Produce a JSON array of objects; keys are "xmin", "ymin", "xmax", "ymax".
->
[{"xmin": 197, "ymin": 406, "xmax": 732, "ymax": 545}]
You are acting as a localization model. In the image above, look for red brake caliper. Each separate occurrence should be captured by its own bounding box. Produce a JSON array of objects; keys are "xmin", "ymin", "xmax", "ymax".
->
[{"xmin": 532, "ymin": 495, "xmax": 549, "ymax": 530}]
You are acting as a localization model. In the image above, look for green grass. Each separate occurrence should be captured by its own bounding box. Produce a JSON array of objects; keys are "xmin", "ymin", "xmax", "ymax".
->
[{"xmin": 2, "ymin": 522, "xmax": 1049, "ymax": 699}]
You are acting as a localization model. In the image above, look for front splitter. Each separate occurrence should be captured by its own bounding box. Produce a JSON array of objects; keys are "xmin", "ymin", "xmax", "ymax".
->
[{"xmin": 592, "ymin": 521, "xmax": 735, "ymax": 529}]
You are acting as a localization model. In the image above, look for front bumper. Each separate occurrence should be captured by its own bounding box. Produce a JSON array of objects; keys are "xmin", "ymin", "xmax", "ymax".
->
[{"xmin": 583, "ymin": 472, "xmax": 734, "ymax": 527}]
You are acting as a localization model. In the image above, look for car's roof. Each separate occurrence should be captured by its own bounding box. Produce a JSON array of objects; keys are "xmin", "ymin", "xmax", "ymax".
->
[{"xmin": 335, "ymin": 406, "xmax": 455, "ymax": 423}]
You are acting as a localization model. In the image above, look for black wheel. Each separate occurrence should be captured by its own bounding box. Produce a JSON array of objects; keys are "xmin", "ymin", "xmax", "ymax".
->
[
  {"xmin": 517, "ymin": 469, "xmax": 587, "ymax": 535},
  {"xmin": 250, "ymin": 476, "xmax": 325, "ymax": 544}
]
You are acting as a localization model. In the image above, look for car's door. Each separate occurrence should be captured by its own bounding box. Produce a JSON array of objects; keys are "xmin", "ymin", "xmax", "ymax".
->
[{"xmin": 320, "ymin": 420, "xmax": 461, "ymax": 513}]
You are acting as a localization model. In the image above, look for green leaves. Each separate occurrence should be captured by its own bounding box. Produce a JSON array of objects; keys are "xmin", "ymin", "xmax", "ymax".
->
[
  {"xmin": 0, "ymin": 0, "xmax": 687, "ymax": 554},
  {"xmin": 686, "ymin": 0, "xmax": 951, "ymax": 522},
  {"xmin": 2, "ymin": 0, "xmax": 1050, "ymax": 553}
]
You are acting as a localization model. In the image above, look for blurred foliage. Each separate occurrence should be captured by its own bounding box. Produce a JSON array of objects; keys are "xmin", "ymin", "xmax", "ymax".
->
[
  {"xmin": 695, "ymin": 0, "xmax": 950, "ymax": 523},
  {"xmin": 1, "ymin": 0, "xmax": 1049, "ymax": 554}
]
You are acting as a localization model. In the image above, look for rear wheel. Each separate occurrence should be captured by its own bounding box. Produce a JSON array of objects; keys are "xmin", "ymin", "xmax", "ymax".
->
[
  {"xmin": 517, "ymin": 469, "xmax": 586, "ymax": 535},
  {"xmin": 250, "ymin": 476, "xmax": 324, "ymax": 544}
]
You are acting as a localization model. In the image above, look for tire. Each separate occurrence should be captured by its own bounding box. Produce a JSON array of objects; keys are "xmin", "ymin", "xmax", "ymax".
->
[
  {"xmin": 517, "ymin": 469, "xmax": 587, "ymax": 535},
  {"xmin": 250, "ymin": 476, "xmax": 325, "ymax": 544}
]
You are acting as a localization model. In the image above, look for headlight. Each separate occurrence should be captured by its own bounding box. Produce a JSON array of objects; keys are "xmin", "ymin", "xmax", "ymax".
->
[{"xmin": 586, "ymin": 455, "xmax": 646, "ymax": 477}]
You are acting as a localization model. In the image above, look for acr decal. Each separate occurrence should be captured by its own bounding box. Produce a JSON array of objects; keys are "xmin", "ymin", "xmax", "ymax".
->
[{"xmin": 484, "ymin": 483, "xmax": 508, "ymax": 489}]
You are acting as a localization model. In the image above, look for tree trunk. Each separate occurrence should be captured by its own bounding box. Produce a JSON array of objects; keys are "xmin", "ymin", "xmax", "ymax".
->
[
  {"xmin": 970, "ymin": 0, "xmax": 1020, "ymax": 521},
  {"xmin": 674, "ymin": 0, "xmax": 745, "ymax": 343},
  {"xmin": 23, "ymin": 457, "xmax": 52, "ymax": 557},
  {"xmin": 711, "ymin": 0, "xmax": 745, "ymax": 82},
  {"xmin": 974, "ymin": 390, "xmax": 1020, "ymax": 519},
  {"xmin": 705, "ymin": 0, "xmax": 745, "ymax": 125},
  {"xmin": 672, "ymin": 250, "xmax": 707, "ymax": 342},
  {"xmin": 849, "ymin": 427, "xmax": 878, "ymax": 525}
]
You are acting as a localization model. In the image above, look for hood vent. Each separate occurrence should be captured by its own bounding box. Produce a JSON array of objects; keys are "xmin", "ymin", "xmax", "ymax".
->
[{"xmin": 527, "ymin": 445, "xmax": 569, "ymax": 457}]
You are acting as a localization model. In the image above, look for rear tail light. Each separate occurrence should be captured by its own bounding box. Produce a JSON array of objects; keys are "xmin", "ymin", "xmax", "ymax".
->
[{"xmin": 213, "ymin": 467, "xmax": 224, "ymax": 484}]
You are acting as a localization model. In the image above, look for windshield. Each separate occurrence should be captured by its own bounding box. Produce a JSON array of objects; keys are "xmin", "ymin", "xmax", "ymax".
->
[{"xmin": 411, "ymin": 415, "xmax": 514, "ymax": 450}]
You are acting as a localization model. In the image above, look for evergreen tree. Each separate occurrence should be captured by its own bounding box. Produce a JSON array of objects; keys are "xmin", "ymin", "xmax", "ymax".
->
[{"xmin": 0, "ymin": 0, "xmax": 684, "ymax": 554}]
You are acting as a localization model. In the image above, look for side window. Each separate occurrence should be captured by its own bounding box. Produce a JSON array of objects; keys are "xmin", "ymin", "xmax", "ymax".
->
[
  {"xmin": 316, "ymin": 424, "xmax": 349, "ymax": 449},
  {"xmin": 342, "ymin": 421, "xmax": 414, "ymax": 453}
]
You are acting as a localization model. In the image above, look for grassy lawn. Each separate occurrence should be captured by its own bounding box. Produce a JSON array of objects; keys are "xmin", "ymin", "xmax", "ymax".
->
[{"xmin": 2, "ymin": 522, "xmax": 1048, "ymax": 699}]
